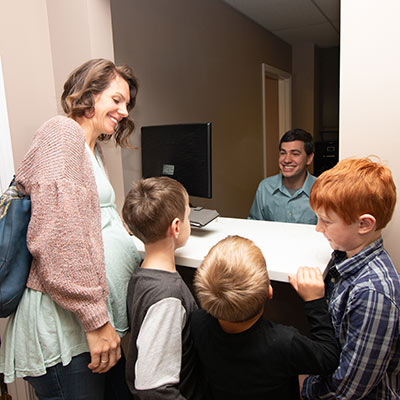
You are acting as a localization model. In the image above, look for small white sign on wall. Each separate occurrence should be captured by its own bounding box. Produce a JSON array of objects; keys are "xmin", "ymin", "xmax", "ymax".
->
[{"xmin": 0, "ymin": 56, "xmax": 15, "ymax": 192}]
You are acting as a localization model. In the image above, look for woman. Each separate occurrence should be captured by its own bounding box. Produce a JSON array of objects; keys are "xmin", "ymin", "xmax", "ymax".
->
[{"xmin": 0, "ymin": 59, "xmax": 140, "ymax": 399}]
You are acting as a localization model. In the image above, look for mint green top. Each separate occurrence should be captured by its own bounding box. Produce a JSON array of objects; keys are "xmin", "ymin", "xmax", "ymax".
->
[{"xmin": 0, "ymin": 145, "xmax": 139, "ymax": 383}]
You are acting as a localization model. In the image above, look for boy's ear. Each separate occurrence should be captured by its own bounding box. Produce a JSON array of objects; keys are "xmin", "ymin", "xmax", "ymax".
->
[
  {"xmin": 268, "ymin": 284, "xmax": 273, "ymax": 300},
  {"xmin": 170, "ymin": 217, "xmax": 181, "ymax": 239},
  {"xmin": 358, "ymin": 214, "xmax": 376, "ymax": 234}
]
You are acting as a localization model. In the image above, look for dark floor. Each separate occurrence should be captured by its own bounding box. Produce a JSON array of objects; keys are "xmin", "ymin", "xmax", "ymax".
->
[{"xmin": 177, "ymin": 265, "xmax": 310, "ymax": 336}]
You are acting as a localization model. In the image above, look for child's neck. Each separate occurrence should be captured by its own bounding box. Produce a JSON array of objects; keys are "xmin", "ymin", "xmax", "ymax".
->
[
  {"xmin": 218, "ymin": 309, "xmax": 264, "ymax": 334},
  {"xmin": 141, "ymin": 238, "xmax": 177, "ymax": 273},
  {"xmin": 346, "ymin": 230, "xmax": 381, "ymax": 258}
]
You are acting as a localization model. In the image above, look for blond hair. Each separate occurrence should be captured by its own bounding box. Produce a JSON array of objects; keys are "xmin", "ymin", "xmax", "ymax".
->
[
  {"xmin": 310, "ymin": 157, "xmax": 396, "ymax": 229},
  {"xmin": 194, "ymin": 236, "xmax": 270, "ymax": 322},
  {"xmin": 122, "ymin": 177, "xmax": 188, "ymax": 243}
]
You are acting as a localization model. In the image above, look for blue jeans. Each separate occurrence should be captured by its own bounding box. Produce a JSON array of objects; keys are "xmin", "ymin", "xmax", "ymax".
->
[
  {"xmin": 25, "ymin": 352, "xmax": 132, "ymax": 400},
  {"xmin": 24, "ymin": 353, "xmax": 104, "ymax": 400},
  {"xmin": 105, "ymin": 352, "xmax": 132, "ymax": 399}
]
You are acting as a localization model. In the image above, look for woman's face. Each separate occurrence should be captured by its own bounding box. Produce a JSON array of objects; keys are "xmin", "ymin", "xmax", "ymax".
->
[{"xmin": 91, "ymin": 74, "xmax": 130, "ymax": 136}]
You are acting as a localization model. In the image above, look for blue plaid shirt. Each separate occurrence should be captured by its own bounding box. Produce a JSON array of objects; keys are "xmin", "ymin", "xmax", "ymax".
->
[{"xmin": 302, "ymin": 237, "xmax": 400, "ymax": 399}]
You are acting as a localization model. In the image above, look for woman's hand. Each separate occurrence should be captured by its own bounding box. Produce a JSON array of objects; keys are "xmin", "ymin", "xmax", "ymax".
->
[
  {"xmin": 85, "ymin": 322, "xmax": 121, "ymax": 373},
  {"xmin": 288, "ymin": 267, "xmax": 325, "ymax": 302}
]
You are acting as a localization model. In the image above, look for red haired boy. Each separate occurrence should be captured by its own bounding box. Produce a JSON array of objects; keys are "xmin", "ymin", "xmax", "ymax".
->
[{"xmin": 302, "ymin": 158, "xmax": 400, "ymax": 399}]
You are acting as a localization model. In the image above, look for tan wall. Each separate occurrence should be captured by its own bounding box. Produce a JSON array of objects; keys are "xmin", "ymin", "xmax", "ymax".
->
[
  {"xmin": 111, "ymin": 0, "xmax": 292, "ymax": 218},
  {"xmin": 292, "ymin": 43, "xmax": 317, "ymax": 136},
  {"xmin": 0, "ymin": 1, "xmax": 58, "ymax": 168},
  {"xmin": 2, "ymin": 0, "xmax": 291, "ymax": 219},
  {"xmin": 340, "ymin": 1, "xmax": 400, "ymax": 269},
  {"xmin": 46, "ymin": 0, "xmax": 126, "ymax": 212}
]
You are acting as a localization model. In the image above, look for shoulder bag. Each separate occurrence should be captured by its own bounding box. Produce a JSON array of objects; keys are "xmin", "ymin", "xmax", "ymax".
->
[{"xmin": 0, "ymin": 177, "xmax": 32, "ymax": 317}]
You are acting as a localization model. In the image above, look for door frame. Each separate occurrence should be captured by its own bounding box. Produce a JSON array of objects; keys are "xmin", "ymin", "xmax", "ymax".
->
[{"xmin": 262, "ymin": 64, "xmax": 292, "ymax": 177}]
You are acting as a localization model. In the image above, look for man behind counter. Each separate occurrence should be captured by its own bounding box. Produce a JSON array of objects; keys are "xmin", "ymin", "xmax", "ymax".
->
[{"xmin": 249, "ymin": 129, "xmax": 317, "ymax": 225}]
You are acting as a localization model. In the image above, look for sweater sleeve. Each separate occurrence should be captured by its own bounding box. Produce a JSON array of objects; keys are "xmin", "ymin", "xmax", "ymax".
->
[{"xmin": 16, "ymin": 116, "xmax": 109, "ymax": 331}]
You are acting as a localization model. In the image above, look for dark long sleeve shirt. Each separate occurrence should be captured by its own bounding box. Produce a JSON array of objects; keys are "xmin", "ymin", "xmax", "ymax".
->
[{"xmin": 191, "ymin": 297, "xmax": 340, "ymax": 399}]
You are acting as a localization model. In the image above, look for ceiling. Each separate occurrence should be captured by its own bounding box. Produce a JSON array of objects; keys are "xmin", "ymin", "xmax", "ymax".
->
[{"xmin": 222, "ymin": 0, "xmax": 340, "ymax": 48}]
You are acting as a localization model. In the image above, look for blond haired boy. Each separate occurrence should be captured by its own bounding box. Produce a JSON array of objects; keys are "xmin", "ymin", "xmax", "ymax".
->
[
  {"xmin": 122, "ymin": 177, "xmax": 203, "ymax": 399},
  {"xmin": 190, "ymin": 235, "xmax": 340, "ymax": 400},
  {"xmin": 302, "ymin": 157, "xmax": 400, "ymax": 399}
]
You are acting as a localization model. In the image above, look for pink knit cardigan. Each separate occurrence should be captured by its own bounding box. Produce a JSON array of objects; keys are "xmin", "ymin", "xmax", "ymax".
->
[{"xmin": 16, "ymin": 116, "xmax": 108, "ymax": 332}]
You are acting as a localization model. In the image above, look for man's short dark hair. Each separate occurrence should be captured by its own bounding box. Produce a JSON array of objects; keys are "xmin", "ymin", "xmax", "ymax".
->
[{"xmin": 279, "ymin": 129, "xmax": 315, "ymax": 155}]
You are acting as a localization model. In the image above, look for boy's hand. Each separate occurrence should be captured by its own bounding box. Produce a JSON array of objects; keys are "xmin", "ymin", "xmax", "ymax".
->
[
  {"xmin": 288, "ymin": 267, "xmax": 324, "ymax": 301},
  {"xmin": 298, "ymin": 374, "xmax": 308, "ymax": 399}
]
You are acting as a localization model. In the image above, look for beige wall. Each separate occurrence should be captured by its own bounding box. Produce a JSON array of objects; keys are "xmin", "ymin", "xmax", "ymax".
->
[
  {"xmin": 292, "ymin": 43, "xmax": 317, "ymax": 136},
  {"xmin": 111, "ymin": 0, "xmax": 292, "ymax": 218},
  {"xmin": 46, "ymin": 0, "xmax": 126, "ymax": 212},
  {"xmin": 0, "ymin": 1, "xmax": 58, "ymax": 168},
  {"xmin": 1, "ymin": 0, "xmax": 126, "ymax": 212},
  {"xmin": 340, "ymin": 1, "xmax": 400, "ymax": 269}
]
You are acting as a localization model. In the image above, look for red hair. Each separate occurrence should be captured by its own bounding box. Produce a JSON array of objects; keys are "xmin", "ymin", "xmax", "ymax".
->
[{"xmin": 310, "ymin": 158, "xmax": 396, "ymax": 229}]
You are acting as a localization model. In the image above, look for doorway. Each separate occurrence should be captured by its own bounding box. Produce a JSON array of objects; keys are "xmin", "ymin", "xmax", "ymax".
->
[{"xmin": 262, "ymin": 64, "xmax": 292, "ymax": 178}]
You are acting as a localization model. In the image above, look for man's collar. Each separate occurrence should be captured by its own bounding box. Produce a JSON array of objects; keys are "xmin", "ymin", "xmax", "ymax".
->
[
  {"xmin": 302, "ymin": 172, "xmax": 316, "ymax": 195},
  {"xmin": 274, "ymin": 171, "xmax": 314, "ymax": 196}
]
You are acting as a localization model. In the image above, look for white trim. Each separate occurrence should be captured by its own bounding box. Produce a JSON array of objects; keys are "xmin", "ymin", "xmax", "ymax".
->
[
  {"xmin": 0, "ymin": 57, "xmax": 15, "ymax": 192},
  {"xmin": 261, "ymin": 66, "xmax": 267, "ymax": 178},
  {"xmin": 262, "ymin": 64, "xmax": 292, "ymax": 177},
  {"xmin": 278, "ymin": 77, "xmax": 292, "ymax": 136}
]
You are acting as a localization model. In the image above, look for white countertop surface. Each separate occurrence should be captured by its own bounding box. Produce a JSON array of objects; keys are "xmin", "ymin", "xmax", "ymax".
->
[{"xmin": 131, "ymin": 217, "xmax": 332, "ymax": 282}]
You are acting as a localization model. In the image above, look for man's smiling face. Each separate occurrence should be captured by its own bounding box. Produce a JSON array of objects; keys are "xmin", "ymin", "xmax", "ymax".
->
[{"xmin": 279, "ymin": 140, "xmax": 313, "ymax": 180}]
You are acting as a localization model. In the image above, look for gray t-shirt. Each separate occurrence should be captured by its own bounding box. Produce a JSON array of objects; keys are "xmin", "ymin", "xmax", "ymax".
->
[{"xmin": 126, "ymin": 267, "xmax": 203, "ymax": 399}]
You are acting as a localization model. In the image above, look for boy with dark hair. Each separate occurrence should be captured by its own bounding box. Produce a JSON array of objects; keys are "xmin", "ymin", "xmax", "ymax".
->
[
  {"xmin": 122, "ymin": 177, "xmax": 202, "ymax": 399},
  {"xmin": 302, "ymin": 157, "xmax": 400, "ymax": 399},
  {"xmin": 249, "ymin": 128, "xmax": 317, "ymax": 224},
  {"xmin": 190, "ymin": 235, "xmax": 340, "ymax": 399}
]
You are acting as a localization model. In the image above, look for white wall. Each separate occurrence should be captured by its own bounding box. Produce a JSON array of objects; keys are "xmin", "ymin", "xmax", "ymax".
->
[{"xmin": 340, "ymin": 0, "xmax": 400, "ymax": 269}]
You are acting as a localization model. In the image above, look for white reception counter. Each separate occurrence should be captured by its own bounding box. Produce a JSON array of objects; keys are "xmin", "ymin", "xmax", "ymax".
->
[{"xmin": 131, "ymin": 217, "xmax": 332, "ymax": 283}]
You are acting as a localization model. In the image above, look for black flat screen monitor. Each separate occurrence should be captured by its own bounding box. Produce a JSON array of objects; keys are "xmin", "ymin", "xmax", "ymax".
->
[{"xmin": 141, "ymin": 123, "xmax": 212, "ymax": 198}]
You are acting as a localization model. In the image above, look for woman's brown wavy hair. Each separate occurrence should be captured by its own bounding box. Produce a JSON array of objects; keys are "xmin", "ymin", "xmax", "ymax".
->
[{"xmin": 61, "ymin": 58, "xmax": 138, "ymax": 147}]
